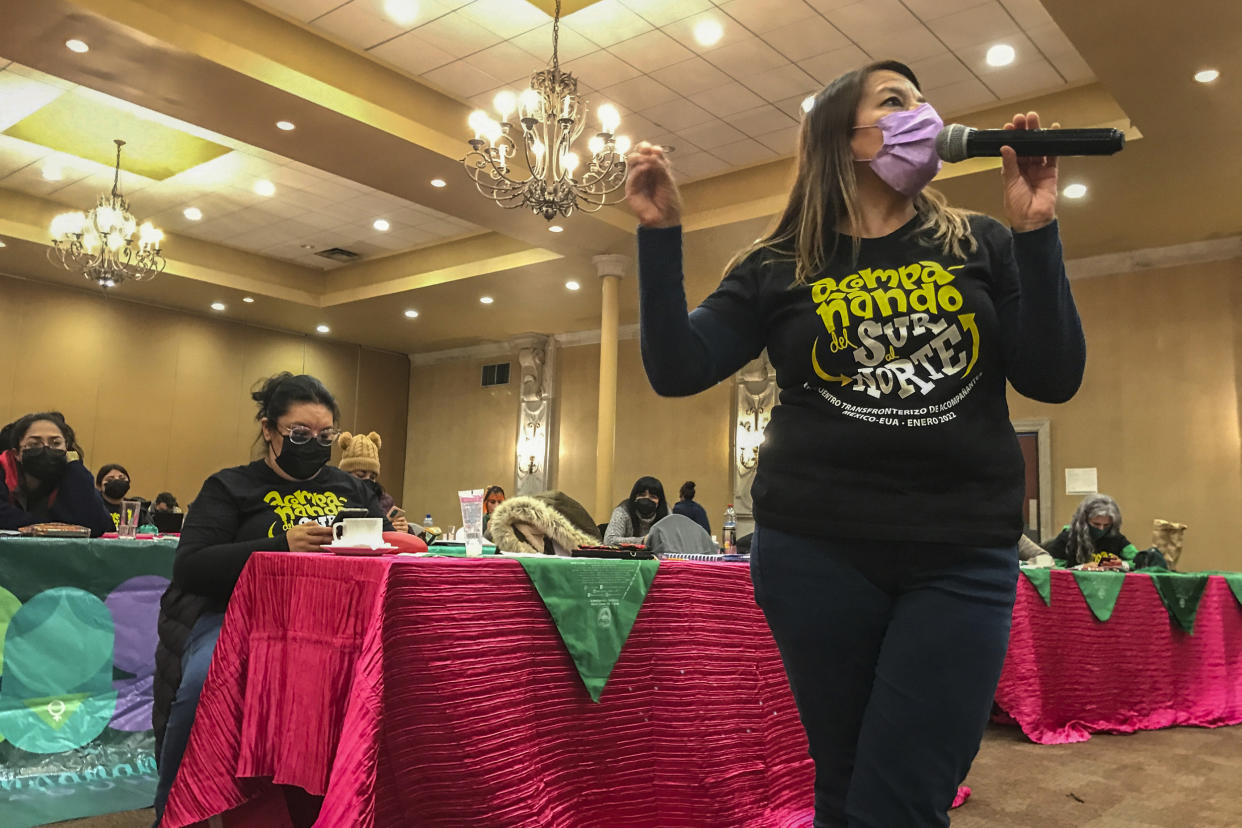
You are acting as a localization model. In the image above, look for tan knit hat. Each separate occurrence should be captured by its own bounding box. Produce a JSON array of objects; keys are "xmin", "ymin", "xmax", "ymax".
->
[{"xmin": 338, "ymin": 431, "xmax": 382, "ymax": 475}]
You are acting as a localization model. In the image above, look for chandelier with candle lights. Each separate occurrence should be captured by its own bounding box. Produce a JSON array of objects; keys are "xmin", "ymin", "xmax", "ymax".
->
[
  {"xmin": 462, "ymin": 0, "xmax": 630, "ymax": 220},
  {"xmin": 48, "ymin": 139, "xmax": 165, "ymax": 289}
]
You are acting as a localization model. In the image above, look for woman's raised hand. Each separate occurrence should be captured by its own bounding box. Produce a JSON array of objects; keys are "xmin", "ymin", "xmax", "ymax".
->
[
  {"xmin": 625, "ymin": 142, "xmax": 683, "ymax": 229},
  {"xmin": 1000, "ymin": 111, "xmax": 1059, "ymax": 233}
]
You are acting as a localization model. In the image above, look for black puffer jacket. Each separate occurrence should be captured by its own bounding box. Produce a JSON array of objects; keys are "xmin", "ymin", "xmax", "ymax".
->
[{"xmin": 153, "ymin": 588, "xmax": 210, "ymax": 761}]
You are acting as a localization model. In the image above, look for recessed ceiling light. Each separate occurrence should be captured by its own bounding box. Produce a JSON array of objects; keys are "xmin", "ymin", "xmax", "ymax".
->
[
  {"xmin": 404, "ymin": 309, "xmax": 419, "ymax": 318},
  {"xmin": 276, "ymin": 120, "xmax": 296, "ymax": 131},
  {"xmin": 373, "ymin": 218, "xmax": 391, "ymax": 231},
  {"xmin": 42, "ymin": 163, "xmax": 63, "ymax": 181},
  {"xmin": 1063, "ymin": 183, "xmax": 1088, "ymax": 199},
  {"xmin": 384, "ymin": 0, "xmax": 419, "ymax": 25},
  {"xmin": 565, "ymin": 280, "xmax": 580, "ymax": 291},
  {"xmin": 986, "ymin": 44, "xmax": 1016, "ymax": 67},
  {"xmin": 183, "ymin": 206, "xmax": 203, "ymax": 221},
  {"xmin": 694, "ymin": 19, "xmax": 724, "ymax": 47},
  {"xmin": 0, "ymin": 240, "xmax": 7, "ymax": 248},
  {"xmin": 479, "ymin": 296, "xmax": 494, "ymax": 305},
  {"xmin": 801, "ymin": 95, "xmax": 816, "ymax": 114},
  {"xmin": 253, "ymin": 179, "xmax": 276, "ymax": 197},
  {"xmin": 210, "ymin": 302, "xmax": 226, "ymax": 311},
  {"xmin": 1194, "ymin": 69, "xmax": 1220, "ymax": 83},
  {"xmin": 243, "ymin": 296, "xmax": 255, "ymax": 303},
  {"xmin": 65, "ymin": 39, "xmax": 89, "ymax": 53},
  {"xmin": 300, "ymin": 243, "xmax": 315, "ymax": 250},
  {"xmin": 548, "ymin": 224, "xmax": 564, "ymax": 233},
  {"xmin": 430, "ymin": 178, "xmax": 447, "ymax": 188},
  {"xmin": 316, "ymin": 324, "xmax": 330, "ymax": 334}
]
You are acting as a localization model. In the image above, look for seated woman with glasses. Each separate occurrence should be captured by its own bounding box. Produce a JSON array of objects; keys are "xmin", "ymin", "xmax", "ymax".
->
[
  {"xmin": 150, "ymin": 372, "xmax": 391, "ymax": 823},
  {"xmin": 0, "ymin": 411, "xmax": 112, "ymax": 535}
]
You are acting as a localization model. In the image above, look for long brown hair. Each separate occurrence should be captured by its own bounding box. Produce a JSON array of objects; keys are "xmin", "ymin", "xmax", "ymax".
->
[{"xmin": 726, "ymin": 60, "xmax": 977, "ymax": 285}]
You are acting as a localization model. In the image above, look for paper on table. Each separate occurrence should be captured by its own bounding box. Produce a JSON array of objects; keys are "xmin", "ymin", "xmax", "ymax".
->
[{"xmin": 1065, "ymin": 467, "xmax": 1098, "ymax": 495}]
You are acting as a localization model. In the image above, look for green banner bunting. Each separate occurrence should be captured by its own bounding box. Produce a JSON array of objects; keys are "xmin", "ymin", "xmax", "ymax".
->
[
  {"xmin": 1149, "ymin": 572, "xmax": 1211, "ymax": 634},
  {"xmin": 0, "ymin": 537, "xmax": 174, "ymax": 828},
  {"xmin": 1221, "ymin": 573, "xmax": 1242, "ymax": 609},
  {"xmin": 517, "ymin": 556, "xmax": 658, "ymax": 703},
  {"xmin": 1019, "ymin": 568, "xmax": 1052, "ymax": 605},
  {"xmin": 1070, "ymin": 570, "xmax": 1126, "ymax": 622}
]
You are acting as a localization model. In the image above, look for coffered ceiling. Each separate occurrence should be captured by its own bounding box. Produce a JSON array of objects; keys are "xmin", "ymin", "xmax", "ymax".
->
[{"xmin": 0, "ymin": 0, "xmax": 1238, "ymax": 355}]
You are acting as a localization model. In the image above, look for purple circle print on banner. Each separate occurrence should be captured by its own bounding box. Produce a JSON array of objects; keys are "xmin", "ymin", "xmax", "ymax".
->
[{"xmin": 106, "ymin": 575, "xmax": 171, "ymax": 732}]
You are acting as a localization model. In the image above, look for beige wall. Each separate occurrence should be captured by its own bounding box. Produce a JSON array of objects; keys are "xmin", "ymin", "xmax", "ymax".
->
[
  {"xmin": 1008, "ymin": 257, "xmax": 1242, "ymax": 572},
  {"xmin": 556, "ymin": 339, "xmax": 733, "ymax": 531},
  {"xmin": 402, "ymin": 357, "xmax": 517, "ymax": 530},
  {"xmin": 0, "ymin": 274, "xmax": 408, "ymax": 507}
]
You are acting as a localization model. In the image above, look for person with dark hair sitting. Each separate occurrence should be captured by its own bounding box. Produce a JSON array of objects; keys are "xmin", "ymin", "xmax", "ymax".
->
[
  {"xmin": 604, "ymin": 476, "xmax": 669, "ymax": 545},
  {"xmin": 151, "ymin": 492, "xmax": 181, "ymax": 514},
  {"xmin": 672, "ymin": 480, "xmax": 711, "ymax": 535},
  {"xmin": 151, "ymin": 373, "xmax": 391, "ymax": 823},
  {"xmin": 0, "ymin": 411, "xmax": 112, "ymax": 536},
  {"xmin": 96, "ymin": 463, "xmax": 148, "ymax": 530}
]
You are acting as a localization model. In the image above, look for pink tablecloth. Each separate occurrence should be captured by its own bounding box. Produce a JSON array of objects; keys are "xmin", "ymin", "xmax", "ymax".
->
[
  {"xmin": 164, "ymin": 556, "xmax": 1242, "ymax": 826},
  {"xmin": 163, "ymin": 553, "xmax": 814, "ymax": 827},
  {"xmin": 995, "ymin": 569, "xmax": 1242, "ymax": 744}
]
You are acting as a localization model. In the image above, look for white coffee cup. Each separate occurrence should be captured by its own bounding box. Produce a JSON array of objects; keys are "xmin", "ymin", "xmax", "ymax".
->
[{"xmin": 333, "ymin": 517, "xmax": 384, "ymax": 547}]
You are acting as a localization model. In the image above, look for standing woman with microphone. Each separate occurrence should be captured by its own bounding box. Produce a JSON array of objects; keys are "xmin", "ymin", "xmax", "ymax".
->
[{"xmin": 626, "ymin": 60, "xmax": 1085, "ymax": 827}]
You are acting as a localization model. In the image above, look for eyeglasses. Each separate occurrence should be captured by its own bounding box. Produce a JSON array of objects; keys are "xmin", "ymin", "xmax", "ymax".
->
[
  {"xmin": 277, "ymin": 424, "xmax": 339, "ymax": 446},
  {"xmin": 19, "ymin": 437, "xmax": 67, "ymax": 451}
]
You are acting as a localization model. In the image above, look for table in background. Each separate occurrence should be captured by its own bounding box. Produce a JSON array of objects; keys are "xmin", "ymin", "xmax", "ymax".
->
[
  {"xmin": 996, "ymin": 568, "xmax": 1242, "ymax": 744},
  {"xmin": 0, "ymin": 537, "xmax": 175, "ymax": 828}
]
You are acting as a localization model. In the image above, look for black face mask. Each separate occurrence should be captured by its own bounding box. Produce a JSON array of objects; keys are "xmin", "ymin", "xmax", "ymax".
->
[
  {"xmin": 365, "ymin": 479, "xmax": 383, "ymax": 498},
  {"xmin": 103, "ymin": 479, "xmax": 131, "ymax": 500},
  {"xmin": 274, "ymin": 439, "xmax": 331, "ymax": 480},
  {"xmin": 20, "ymin": 446, "xmax": 69, "ymax": 483},
  {"xmin": 1088, "ymin": 526, "xmax": 1108, "ymax": 541},
  {"xmin": 634, "ymin": 498, "xmax": 658, "ymax": 519}
]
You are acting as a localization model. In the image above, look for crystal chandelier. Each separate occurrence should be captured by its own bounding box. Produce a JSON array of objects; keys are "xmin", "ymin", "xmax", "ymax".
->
[
  {"xmin": 48, "ymin": 139, "xmax": 165, "ymax": 289},
  {"xmin": 462, "ymin": 0, "xmax": 630, "ymax": 220}
]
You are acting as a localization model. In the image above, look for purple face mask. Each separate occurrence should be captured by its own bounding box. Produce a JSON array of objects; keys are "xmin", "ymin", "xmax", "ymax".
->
[{"xmin": 854, "ymin": 102, "xmax": 944, "ymax": 197}]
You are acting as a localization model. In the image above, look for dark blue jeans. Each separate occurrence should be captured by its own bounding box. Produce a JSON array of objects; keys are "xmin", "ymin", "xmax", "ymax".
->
[
  {"xmin": 153, "ymin": 611, "xmax": 224, "ymax": 824},
  {"xmin": 750, "ymin": 526, "xmax": 1018, "ymax": 828}
]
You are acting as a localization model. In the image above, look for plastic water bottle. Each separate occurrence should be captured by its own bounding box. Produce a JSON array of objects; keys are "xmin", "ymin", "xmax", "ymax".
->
[
  {"xmin": 722, "ymin": 505, "xmax": 736, "ymax": 555},
  {"xmin": 423, "ymin": 513, "xmax": 434, "ymax": 538}
]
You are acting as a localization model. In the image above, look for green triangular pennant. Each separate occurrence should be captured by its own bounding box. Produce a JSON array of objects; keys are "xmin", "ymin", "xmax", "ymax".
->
[
  {"xmin": 1071, "ymin": 570, "xmax": 1126, "ymax": 622},
  {"xmin": 1020, "ymin": 568, "xmax": 1052, "ymax": 606},
  {"xmin": 517, "ymin": 557, "xmax": 658, "ymax": 702},
  {"xmin": 1150, "ymin": 573, "xmax": 1210, "ymax": 634},
  {"xmin": 1222, "ymin": 573, "xmax": 1242, "ymax": 609}
]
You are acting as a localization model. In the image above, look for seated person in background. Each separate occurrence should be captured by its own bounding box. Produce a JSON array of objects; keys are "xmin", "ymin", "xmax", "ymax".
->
[
  {"xmin": 0, "ymin": 412, "xmax": 112, "ymax": 536},
  {"xmin": 97, "ymin": 463, "xmax": 147, "ymax": 530},
  {"xmin": 604, "ymin": 476, "xmax": 669, "ymax": 545},
  {"xmin": 338, "ymin": 430, "xmax": 409, "ymax": 532},
  {"xmin": 482, "ymin": 484, "xmax": 505, "ymax": 533},
  {"xmin": 151, "ymin": 492, "xmax": 181, "ymax": 514},
  {"xmin": 1042, "ymin": 493, "xmax": 1138, "ymax": 566},
  {"xmin": 151, "ymin": 372, "xmax": 391, "ymax": 823},
  {"xmin": 672, "ymin": 480, "xmax": 711, "ymax": 535}
]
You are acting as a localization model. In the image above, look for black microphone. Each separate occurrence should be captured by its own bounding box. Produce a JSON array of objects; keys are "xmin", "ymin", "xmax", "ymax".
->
[{"xmin": 936, "ymin": 124, "xmax": 1125, "ymax": 162}]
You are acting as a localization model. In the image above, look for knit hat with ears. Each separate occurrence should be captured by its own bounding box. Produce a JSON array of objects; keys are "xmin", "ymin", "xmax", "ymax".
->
[{"xmin": 338, "ymin": 431, "xmax": 382, "ymax": 476}]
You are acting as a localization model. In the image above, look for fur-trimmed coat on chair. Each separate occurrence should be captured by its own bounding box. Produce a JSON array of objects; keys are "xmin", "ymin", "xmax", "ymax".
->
[{"xmin": 488, "ymin": 491, "xmax": 600, "ymax": 555}]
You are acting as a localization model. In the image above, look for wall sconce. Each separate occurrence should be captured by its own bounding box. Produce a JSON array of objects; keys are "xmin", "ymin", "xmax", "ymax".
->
[
  {"xmin": 522, "ymin": 454, "xmax": 538, "ymax": 475},
  {"xmin": 736, "ymin": 399, "xmax": 769, "ymax": 473},
  {"xmin": 517, "ymin": 420, "xmax": 544, "ymax": 477}
]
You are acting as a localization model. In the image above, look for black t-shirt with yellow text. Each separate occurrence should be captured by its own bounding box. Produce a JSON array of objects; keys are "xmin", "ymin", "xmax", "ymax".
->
[{"xmin": 172, "ymin": 459, "xmax": 388, "ymax": 607}]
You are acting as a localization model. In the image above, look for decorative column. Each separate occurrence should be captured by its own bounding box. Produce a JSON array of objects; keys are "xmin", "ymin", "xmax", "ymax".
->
[
  {"xmin": 592, "ymin": 254, "xmax": 628, "ymax": 520},
  {"xmin": 515, "ymin": 336, "xmax": 554, "ymax": 495},
  {"xmin": 732, "ymin": 352, "xmax": 777, "ymax": 538}
]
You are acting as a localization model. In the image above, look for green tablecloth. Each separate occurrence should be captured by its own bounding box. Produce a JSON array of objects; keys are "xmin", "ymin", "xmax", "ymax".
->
[{"xmin": 0, "ymin": 537, "xmax": 175, "ymax": 828}]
